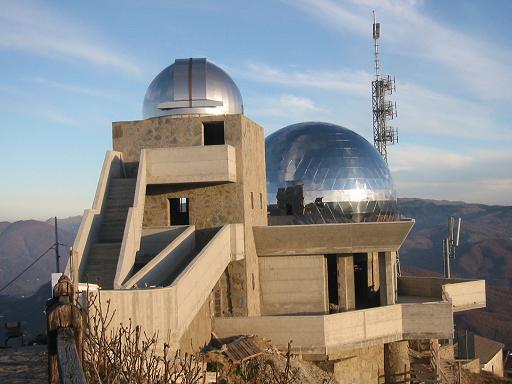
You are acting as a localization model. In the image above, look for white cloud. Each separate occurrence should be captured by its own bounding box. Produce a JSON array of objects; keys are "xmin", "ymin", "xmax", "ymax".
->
[
  {"xmin": 237, "ymin": 62, "xmax": 370, "ymax": 96},
  {"xmin": 236, "ymin": 61, "xmax": 510, "ymax": 142},
  {"xmin": 284, "ymin": 0, "xmax": 512, "ymax": 102},
  {"xmin": 247, "ymin": 94, "xmax": 326, "ymax": 123},
  {"xmin": 0, "ymin": 2, "xmax": 141, "ymax": 75},
  {"xmin": 279, "ymin": 95, "xmax": 324, "ymax": 111}
]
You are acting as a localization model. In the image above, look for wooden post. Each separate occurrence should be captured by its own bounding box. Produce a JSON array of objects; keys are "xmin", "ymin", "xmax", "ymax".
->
[{"xmin": 46, "ymin": 274, "xmax": 85, "ymax": 384}]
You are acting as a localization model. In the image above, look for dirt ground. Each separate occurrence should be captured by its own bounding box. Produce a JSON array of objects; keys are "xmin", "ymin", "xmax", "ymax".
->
[{"xmin": 0, "ymin": 345, "xmax": 47, "ymax": 384}]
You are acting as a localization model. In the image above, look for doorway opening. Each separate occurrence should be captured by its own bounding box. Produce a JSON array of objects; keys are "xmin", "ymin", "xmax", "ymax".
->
[
  {"xmin": 326, "ymin": 254, "xmax": 338, "ymax": 310},
  {"xmin": 354, "ymin": 253, "xmax": 379, "ymax": 309},
  {"xmin": 169, "ymin": 197, "xmax": 189, "ymax": 225}
]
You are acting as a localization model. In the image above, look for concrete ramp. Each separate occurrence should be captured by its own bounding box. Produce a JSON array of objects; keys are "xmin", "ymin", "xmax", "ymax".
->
[
  {"xmin": 122, "ymin": 226, "xmax": 196, "ymax": 288},
  {"xmin": 96, "ymin": 223, "xmax": 244, "ymax": 349}
]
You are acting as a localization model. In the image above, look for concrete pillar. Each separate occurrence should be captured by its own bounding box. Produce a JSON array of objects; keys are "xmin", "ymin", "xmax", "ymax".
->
[
  {"xmin": 384, "ymin": 341, "xmax": 410, "ymax": 383},
  {"xmin": 369, "ymin": 252, "xmax": 380, "ymax": 292},
  {"xmin": 337, "ymin": 255, "xmax": 355, "ymax": 311},
  {"xmin": 379, "ymin": 251, "xmax": 395, "ymax": 306}
]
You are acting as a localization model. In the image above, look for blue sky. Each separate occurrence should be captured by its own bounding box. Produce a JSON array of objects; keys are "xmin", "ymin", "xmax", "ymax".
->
[{"xmin": 0, "ymin": 0, "xmax": 511, "ymax": 221}]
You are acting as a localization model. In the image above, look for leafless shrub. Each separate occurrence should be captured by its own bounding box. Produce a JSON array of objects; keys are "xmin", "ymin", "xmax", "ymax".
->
[
  {"xmin": 80, "ymin": 291, "xmax": 331, "ymax": 383},
  {"xmin": 81, "ymin": 291, "xmax": 205, "ymax": 384}
]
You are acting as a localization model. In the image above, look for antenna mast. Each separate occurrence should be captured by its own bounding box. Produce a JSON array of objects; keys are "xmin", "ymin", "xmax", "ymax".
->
[{"xmin": 371, "ymin": 10, "xmax": 398, "ymax": 162}]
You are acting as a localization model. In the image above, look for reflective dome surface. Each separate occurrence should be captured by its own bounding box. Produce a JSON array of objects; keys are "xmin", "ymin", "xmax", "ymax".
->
[
  {"xmin": 143, "ymin": 58, "xmax": 243, "ymax": 119},
  {"xmin": 266, "ymin": 122, "xmax": 397, "ymax": 223}
]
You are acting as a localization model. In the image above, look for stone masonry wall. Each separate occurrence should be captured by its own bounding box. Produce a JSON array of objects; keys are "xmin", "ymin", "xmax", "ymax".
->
[{"xmin": 332, "ymin": 344, "xmax": 385, "ymax": 384}]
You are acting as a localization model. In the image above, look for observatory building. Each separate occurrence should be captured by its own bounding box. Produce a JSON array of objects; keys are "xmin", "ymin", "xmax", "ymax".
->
[{"xmin": 69, "ymin": 58, "xmax": 486, "ymax": 383}]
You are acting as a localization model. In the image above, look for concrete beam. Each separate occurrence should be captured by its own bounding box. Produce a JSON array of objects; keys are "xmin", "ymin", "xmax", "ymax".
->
[
  {"xmin": 379, "ymin": 252, "xmax": 395, "ymax": 306},
  {"xmin": 253, "ymin": 221, "xmax": 414, "ymax": 257}
]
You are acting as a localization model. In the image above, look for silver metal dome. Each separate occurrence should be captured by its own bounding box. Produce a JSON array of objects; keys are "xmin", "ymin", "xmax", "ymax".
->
[
  {"xmin": 266, "ymin": 122, "xmax": 397, "ymax": 223},
  {"xmin": 143, "ymin": 58, "xmax": 243, "ymax": 119}
]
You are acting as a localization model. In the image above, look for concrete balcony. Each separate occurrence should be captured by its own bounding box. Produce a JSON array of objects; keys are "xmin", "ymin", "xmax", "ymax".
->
[
  {"xmin": 397, "ymin": 276, "xmax": 486, "ymax": 312},
  {"xmin": 253, "ymin": 220, "xmax": 414, "ymax": 256},
  {"xmin": 213, "ymin": 301, "xmax": 453, "ymax": 358},
  {"xmin": 145, "ymin": 145, "xmax": 236, "ymax": 185}
]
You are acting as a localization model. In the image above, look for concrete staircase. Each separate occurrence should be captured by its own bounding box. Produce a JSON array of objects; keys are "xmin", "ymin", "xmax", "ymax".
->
[{"xmin": 82, "ymin": 177, "xmax": 136, "ymax": 289}]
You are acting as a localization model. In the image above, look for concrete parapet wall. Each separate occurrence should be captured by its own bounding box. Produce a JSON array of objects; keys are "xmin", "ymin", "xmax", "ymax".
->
[
  {"xmin": 145, "ymin": 145, "xmax": 236, "ymax": 184},
  {"xmin": 324, "ymin": 304, "xmax": 403, "ymax": 354},
  {"xmin": 71, "ymin": 150, "xmax": 123, "ymax": 283},
  {"xmin": 442, "ymin": 280, "xmax": 486, "ymax": 312},
  {"xmin": 96, "ymin": 224, "xmax": 237, "ymax": 350},
  {"xmin": 253, "ymin": 221, "xmax": 414, "ymax": 256},
  {"xmin": 398, "ymin": 276, "xmax": 486, "ymax": 312},
  {"xmin": 115, "ymin": 150, "xmax": 147, "ymax": 288},
  {"xmin": 213, "ymin": 302, "xmax": 453, "ymax": 357},
  {"xmin": 401, "ymin": 302, "xmax": 453, "ymax": 339},
  {"xmin": 173, "ymin": 225, "xmax": 232, "ymax": 336}
]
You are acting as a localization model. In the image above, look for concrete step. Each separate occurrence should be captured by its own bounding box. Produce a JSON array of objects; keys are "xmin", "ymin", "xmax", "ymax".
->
[
  {"xmin": 98, "ymin": 232, "xmax": 125, "ymax": 242},
  {"xmin": 100, "ymin": 211, "xmax": 128, "ymax": 227},
  {"xmin": 105, "ymin": 199, "xmax": 134, "ymax": 208},
  {"xmin": 108, "ymin": 187, "xmax": 135, "ymax": 196},
  {"xmin": 82, "ymin": 240, "xmax": 123, "ymax": 289},
  {"xmin": 110, "ymin": 178, "xmax": 136, "ymax": 184}
]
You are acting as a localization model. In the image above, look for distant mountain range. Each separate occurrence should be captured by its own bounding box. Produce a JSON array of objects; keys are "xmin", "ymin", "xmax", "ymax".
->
[
  {"xmin": 0, "ymin": 199, "xmax": 511, "ymax": 346},
  {"xmin": 399, "ymin": 198, "xmax": 512, "ymax": 288},
  {"xmin": 0, "ymin": 216, "xmax": 80, "ymax": 297}
]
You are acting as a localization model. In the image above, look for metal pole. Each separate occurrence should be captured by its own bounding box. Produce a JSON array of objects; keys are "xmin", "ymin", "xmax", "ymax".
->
[{"xmin": 54, "ymin": 216, "xmax": 60, "ymax": 273}]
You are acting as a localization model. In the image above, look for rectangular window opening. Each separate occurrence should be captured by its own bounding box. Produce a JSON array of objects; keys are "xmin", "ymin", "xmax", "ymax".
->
[
  {"xmin": 169, "ymin": 197, "xmax": 189, "ymax": 225},
  {"xmin": 250, "ymin": 192, "xmax": 254, "ymax": 209},
  {"xmin": 259, "ymin": 192, "xmax": 263, "ymax": 209},
  {"xmin": 203, "ymin": 121, "xmax": 225, "ymax": 145}
]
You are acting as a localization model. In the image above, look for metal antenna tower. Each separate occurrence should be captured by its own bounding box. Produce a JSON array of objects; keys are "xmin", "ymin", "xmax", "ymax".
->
[
  {"xmin": 443, "ymin": 216, "xmax": 462, "ymax": 278},
  {"xmin": 371, "ymin": 10, "xmax": 398, "ymax": 162}
]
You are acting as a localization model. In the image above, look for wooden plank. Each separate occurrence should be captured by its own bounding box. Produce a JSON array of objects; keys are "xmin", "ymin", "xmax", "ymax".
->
[
  {"xmin": 57, "ymin": 328, "xmax": 87, "ymax": 384},
  {"xmin": 224, "ymin": 337, "xmax": 263, "ymax": 363}
]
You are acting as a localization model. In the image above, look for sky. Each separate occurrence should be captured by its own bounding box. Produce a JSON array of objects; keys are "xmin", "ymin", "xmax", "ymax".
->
[{"xmin": 0, "ymin": 0, "xmax": 511, "ymax": 221}]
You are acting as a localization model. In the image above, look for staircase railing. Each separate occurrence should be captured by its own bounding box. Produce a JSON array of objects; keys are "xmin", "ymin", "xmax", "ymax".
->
[
  {"xmin": 69, "ymin": 151, "xmax": 123, "ymax": 285},
  {"xmin": 115, "ymin": 149, "xmax": 147, "ymax": 288}
]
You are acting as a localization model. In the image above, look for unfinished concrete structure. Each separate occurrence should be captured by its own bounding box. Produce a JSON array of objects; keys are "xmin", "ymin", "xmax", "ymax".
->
[{"xmin": 69, "ymin": 58, "xmax": 486, "ymax": 383}]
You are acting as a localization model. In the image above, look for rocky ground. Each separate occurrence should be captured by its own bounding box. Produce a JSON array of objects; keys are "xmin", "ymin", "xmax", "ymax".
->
[{"xmin": 0, "ymin": 345, "xmax": 47, "ymax": 384}]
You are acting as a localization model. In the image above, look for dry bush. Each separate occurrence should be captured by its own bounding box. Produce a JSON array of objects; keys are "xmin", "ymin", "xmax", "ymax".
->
[
  {"xmin": 80, "ymin": 291, "xmax": 330, "ymax": 384},
  {"xmin": 82, "ymin": 292, "xmax": 205, "ymax": 384}
]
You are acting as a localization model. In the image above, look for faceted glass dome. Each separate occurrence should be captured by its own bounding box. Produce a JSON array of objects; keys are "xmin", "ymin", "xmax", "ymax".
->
[
  {"xmin": 143, "ymin": 58, "xmax": 243, "ymax": 119},
  {"xmin": 266, "ymin": 122, "xmax": 397, "ymax": 223}
]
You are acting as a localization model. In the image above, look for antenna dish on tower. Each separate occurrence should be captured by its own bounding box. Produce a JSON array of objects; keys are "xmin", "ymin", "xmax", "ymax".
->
[{"xmin": 371, "ymin": 10, "xmax": 398, "ymax": 163}]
